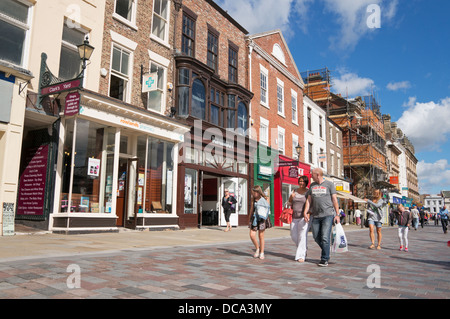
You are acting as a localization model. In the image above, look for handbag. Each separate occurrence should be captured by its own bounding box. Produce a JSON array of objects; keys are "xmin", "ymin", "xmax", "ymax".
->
[
  {"xmin": 280, "ymin": 204, "xmax": 293, "ymax": 224},
  {"xmin": 332, "ymin": 223, "xmax": 348, "ymax": 253}
]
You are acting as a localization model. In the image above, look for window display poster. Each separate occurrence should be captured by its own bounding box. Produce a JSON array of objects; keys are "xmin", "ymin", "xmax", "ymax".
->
[
  {"xmin": 17, "ymin": 145, "xmax": 49, "ymax": 216},
  {"xmin": 88, "ymin": 158, "xmax": 100, "ymax": 177}
]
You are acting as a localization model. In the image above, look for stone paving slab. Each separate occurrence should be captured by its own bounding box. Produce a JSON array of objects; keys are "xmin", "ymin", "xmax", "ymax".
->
[{"xmin": 0, "ymin": 225, "xmax": 449, "ymax": 300}]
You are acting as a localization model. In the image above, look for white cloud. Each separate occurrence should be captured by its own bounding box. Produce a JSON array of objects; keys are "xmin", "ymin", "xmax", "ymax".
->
[
  {"xmin": 216, "ymin": 0, "xmax": 399, "ymax": 50},
  {"xmin": 217, "ymin": 0, "xmax": 295, "ymax": 34},
  {"xmin": 397, "ymin": 97, "xmax": 450, "ymax": 152},
  {"xmin": 387, "ymin": 81, "xmax": 411, "ymax": 91},
  {"xmin": 331, "ymin": 71, "xmax": 375, "ymax": 97},
  {"xmin": 417, "ymin": 159, "xmax": 450, "ymax": 195}
]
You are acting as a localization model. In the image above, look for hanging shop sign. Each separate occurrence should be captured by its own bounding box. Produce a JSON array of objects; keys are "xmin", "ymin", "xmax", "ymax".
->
[
  {"xmin": 64, "ymin": 92, "xmax": 80, "ymax": 116},
  {"xmin": 142, "ymin": 72, "xmax": 158, "ymax": 93}
]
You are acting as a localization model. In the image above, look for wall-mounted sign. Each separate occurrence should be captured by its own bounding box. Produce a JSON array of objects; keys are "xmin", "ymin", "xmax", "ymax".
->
[
  {"xmin": 142, "ymin": 72, "xmax": 158, "ymax": 93},
  {"xmin": 65, "ymin": 92, "xmax": 80, "ymax": 116}
]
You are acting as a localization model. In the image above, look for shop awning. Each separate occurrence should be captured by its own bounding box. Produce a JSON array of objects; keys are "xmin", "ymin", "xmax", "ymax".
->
[{"xmin": 336, "ymin": 191, "xmax": 366, "ymax": 203}]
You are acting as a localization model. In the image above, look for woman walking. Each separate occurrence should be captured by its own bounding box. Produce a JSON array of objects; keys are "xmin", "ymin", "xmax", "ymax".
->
[
  {"xmin": 221, "ymin": 189, "xmax": 236, "ymax": 232},
  {"xmin": 249, "ymin": 186, "xmax": 271, "ymax": 260},
  {"xmin": 395, "ymin": 204, "xmax": 412, "ymax": 251},
  {"xmin": 288, "ymin": 175, "xmax": 309, "ymax": 263},
  {"xmin": 364, "ymin": 189, "xmax": 385, "ymax": 250}
]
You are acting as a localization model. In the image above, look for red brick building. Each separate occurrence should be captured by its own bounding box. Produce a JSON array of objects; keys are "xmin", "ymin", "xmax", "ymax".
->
[{"xmin": 247, "ymin": 30, "xmax": 308, "ymax": 226}]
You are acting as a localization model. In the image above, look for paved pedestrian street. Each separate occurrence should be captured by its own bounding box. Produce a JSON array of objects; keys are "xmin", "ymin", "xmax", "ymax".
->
[{"xmin": 0, "ymin": 225, "xmax": 448, "ymax": 301}]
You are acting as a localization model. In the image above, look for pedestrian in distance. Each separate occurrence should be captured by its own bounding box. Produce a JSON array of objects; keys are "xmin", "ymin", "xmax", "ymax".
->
[
  {"xmin": 221, "ymin": 188, "xmax": 237, "ymax": 232},
  {"xmin": 394, "ymin": 204, "xmax": 412, "ymax": 252},
  {"xmin": 419, "ymin": 207, "xmax": 426, "ymax": 228},
  {"xmin": 438, "ymin": 206, "xmax": 449, "ymax": 234},
  {"xmin": 411, "ymin": 205, "xmax": 420, "ymax": 230},
  {"xmin": 249, "ymin": 185, "xmax": 271, "ymax": 260},
  {"xmin": 288, "ymin": 175, "xmax": 310, "ymax": 263},
  {"xmin": 364, "ymin": 189, "xmax": 385, "ymax": 250},
  {"xmin": 303, "ymin": 168, "xmax": 340, "ymax": 267},
  {"xmin": 355, "ymin": 207, "xmax": 362, "ymax": 226}
]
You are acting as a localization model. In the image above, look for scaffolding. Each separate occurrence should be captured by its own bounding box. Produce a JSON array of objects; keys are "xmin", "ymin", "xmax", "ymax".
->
[{"xmin": 302, "ymin": 67, "xmax": 388, "ymax": 198}]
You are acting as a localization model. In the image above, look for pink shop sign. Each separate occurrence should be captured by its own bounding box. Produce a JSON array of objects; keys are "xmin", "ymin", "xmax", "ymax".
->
[
  {"xmin": 65, "ymin": 92, "xmax": 80, "ymax": 116},
  {"xmin": 17, "ymin": 145, "xmax": 49, "ymax": 216}
]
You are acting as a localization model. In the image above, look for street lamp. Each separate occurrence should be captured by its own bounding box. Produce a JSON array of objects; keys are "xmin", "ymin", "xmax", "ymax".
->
[
  {"xmin": 295, "ymin": 143, "xmax": 302, "ymax": 159},
  {"xmin": 77, "ymin": 36, "xmax": 95, "ymax": 72}
]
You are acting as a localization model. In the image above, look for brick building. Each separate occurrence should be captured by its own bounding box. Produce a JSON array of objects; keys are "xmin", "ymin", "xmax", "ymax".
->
[
  {"xmin": 172, "ymin": 0, "xmax": 254, "ymax": 228},
  {"xmin": 247, "ymin": 30, "xmax": 308, "ymax": 226},
  {"xmin": 49, "ymin": 0, "xmax": 191, "ymax": 233}
]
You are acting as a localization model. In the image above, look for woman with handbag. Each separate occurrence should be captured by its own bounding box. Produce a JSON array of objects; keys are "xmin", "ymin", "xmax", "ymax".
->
[
  {"xmin": 249, "ymin": 185, "xmax": 271, "ymax": 260},
  {"xmin": 288, "ymin": 175, "xmax": 310, "ymax": 262},
  {"xmin": 364, "ymin": 189, "xmax": 385, "ymax": 250}
]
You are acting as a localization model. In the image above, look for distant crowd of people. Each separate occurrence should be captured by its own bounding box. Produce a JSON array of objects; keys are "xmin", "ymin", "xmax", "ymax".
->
[{"xmin": 245, "ymin": 168, "xmax": 449, "ymax": 266}]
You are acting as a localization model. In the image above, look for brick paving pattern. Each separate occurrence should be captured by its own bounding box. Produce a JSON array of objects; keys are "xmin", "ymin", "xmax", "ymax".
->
[{"xmin": 0, "ymin": 225, "xmax": 448, "ymax": 299}]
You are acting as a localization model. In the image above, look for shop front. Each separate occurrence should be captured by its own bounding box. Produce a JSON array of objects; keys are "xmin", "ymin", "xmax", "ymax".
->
[
  {"xmin": 177, "ymin": 121, "xmax": 253, "ymax": 229},
  {"xmin": 50, "ymin": 89, "xmax": 190, "ymax": 233},
  {"xmin": 274, "ymin": 155, "xmax": 311, "ymax": 227},
  {"xmin": 253, "ymin": 144, "xmax": 277, "ymax": 225}
]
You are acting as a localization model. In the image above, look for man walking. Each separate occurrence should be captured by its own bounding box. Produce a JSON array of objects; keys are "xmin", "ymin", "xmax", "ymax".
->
[
  {"xmin": 304, "ymin": 168, "xmax": 340, "ymax": 267},
  {"xmin": 411, "ymin": 205, "xmax": 420, "ymax": 230},
  {"xmin": 438, "ymin": 206, "xmax": 449, "ymax": 234}
]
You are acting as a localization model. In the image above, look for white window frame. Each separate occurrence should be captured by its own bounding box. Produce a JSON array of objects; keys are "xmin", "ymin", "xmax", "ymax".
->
[
  {"xmin": 277, "ymin": 78, "xmax": 284, "ymax": 117},
  {"xmin": 150, "ymin": 0, "xmax": 171, "ymax": 48},
  {"xmin": 0, "ymin": 0, "xmax": 33, "ymax": 68},
  {"xmin": 260, "ymin": 64, "xmax": 268, "ymax": 108},
  {"xmin": 109, "ymin": 31, "xmax": 137, "ymax": 103},
  {"xmin": 308, "ymin": 142, "xmax": 313, "ymax": 164},
  {"xmin": 291, "ymin": 89, "xmax": 298, "ymax": 125},
  {"xmin": 113, "ymin": 0, "xmax": 138, "ymax": 30},
  {"xmin": 277, "ymin": 126, "xmax": 285, "ymax": 155},
  {"xmin": 259, "ymin": 117, "xmax": 269, "ymax": 146},
  {"xmin": 59, "ymin": 20, "xmax": 89, "ymax": 81},
  {"xmin": 147, "ymin": 50, "xmax": 169, "ymax": 113},
  {"xmin": 109, "ymin": 44, "xmax": 132, "ymax": 103}
]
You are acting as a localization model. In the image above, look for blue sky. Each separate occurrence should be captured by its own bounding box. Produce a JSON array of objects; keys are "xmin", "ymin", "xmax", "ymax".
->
[{"xmin": 217, "ymin": 0, "xmax": 450, "ymax": 195}]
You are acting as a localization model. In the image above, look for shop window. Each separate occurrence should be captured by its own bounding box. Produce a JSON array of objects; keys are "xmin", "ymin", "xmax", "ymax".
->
[
  {"xmin": 143, "ymin": 138, "xmax": 174, "ymax": 213},
  {"xmin": 60, "ymin": 119, "xmax": 108, "ymax": 213},
  {"xmin": 0, "ymin": 0, "xmax": 31, "ymax": 67},
  {"xmin": 184, "ymin": 168, "xmax": 197, "ymax": 214},
  {"xmin": 59, "ymin": 22, "xmax": 87, "ymax": 81}
]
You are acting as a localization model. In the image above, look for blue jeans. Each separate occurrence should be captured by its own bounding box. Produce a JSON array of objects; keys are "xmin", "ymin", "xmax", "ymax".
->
[{"xmin": 311, "ymin": 215, "xmax": 334, "ymax": 262}]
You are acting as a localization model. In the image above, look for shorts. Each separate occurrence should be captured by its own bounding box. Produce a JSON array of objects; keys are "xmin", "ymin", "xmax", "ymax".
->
[{"xmin": 368, "ymin": 220, "xmax": 382, "ymax": 228}]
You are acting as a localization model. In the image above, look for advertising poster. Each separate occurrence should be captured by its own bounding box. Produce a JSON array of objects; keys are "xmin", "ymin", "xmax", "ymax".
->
[
  {"xmin": 17, "ymin": 145, "xmax": 49, "ymax": 216},
  {"xmin": 2, "ymin": 203, "xmax": 15, "ymax": 236}
]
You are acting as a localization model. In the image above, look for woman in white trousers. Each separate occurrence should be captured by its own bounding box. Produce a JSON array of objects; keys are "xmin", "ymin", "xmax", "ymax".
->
[{"xmin": 288, "ymin": 176, "xmax": 309, "ymax": 262}]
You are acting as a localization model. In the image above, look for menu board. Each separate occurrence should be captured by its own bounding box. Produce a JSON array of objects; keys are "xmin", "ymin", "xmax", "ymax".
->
[{"xmin": 17, "ymin": 145, "xmax": 49, "ymax": 216}]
